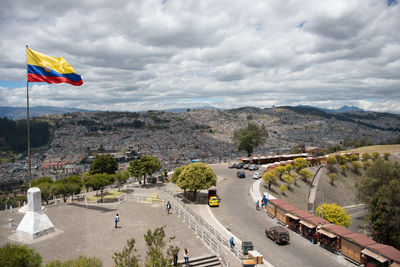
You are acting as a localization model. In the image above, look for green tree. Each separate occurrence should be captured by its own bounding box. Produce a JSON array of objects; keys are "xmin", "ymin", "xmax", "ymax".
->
[
  {"xmin": 292, "ymin": 172, "xmax": 300, "ymax": 185},
  {"xmin": 383, "ymin": 152, "xmax": 391, "ymax": 160},
  {"xmin": 113, "ymin": 226, "xmax": 178, "ymax": 267},
  {"xmin": 339, "ymin": 155, "xmax": 349, "ymax": 165},
  {"xmin": 363, "ymin": 160, "xmax": 372, "ymax": 169},
  {"xmin": 328, "ymin": 173, "xmax": 337, "ymax": 185},
  {"xmin": 0, "ymin": 243, "xmax": 42, "ymax": 267},
  {"xmin": 327, "ymin": 156, "xmax": 338, "ymax": 165},
  {"xmin": 46, "ymin": 256, "xmax": 102, "ymax": 267},
  {"xmin": 128, "ymin": 156, "xmax": 162, "ymax": 186},
  {"xmin": 87, "ymin": 173, "xmax": 115, "ymax": 202},
  {"xmin": 32, "ymin": 177, "xmax": 54, "ymax": 204},
  {"xmin": 113, "ymin": 239, "xmax": 140, "ymax": 267},
  {"xmin": 350, "ymin": 154, "xmax": 359, "ymax": 161},
  {"xmin": 53, "ymin": 175, "xmax": 82, "ymax": 202},
  {"xmin": 340, "ymin": 164, "xmax": 347, "ymax": 175},
  {"xmin": 350, "ymin": 160, "xmax": 362, "ymax": 174},
  {"xmin": 233, "ymin": 123, "xmax": 268, "ymax": 156},
  {"xmin": 280, "ymin": 184, "xmax": 288, "ymax": 195},
  {"xmin": 362, "ymin": 152, "xmax": 371, "ymax": 162},
  {"xmin": 316, "ymin": 203, "xmax": 351, "ymax": 227},
  {"xmin": 284, "ymin": 164, "xmax": 292, "ymax": 174},
  {"xmin": 89, "ymin": 154, "xmax": 118, "ymax": 175},
  {"xmin": 275, "ymin": 166, "xmax": 286, "ymax": 180},
  {"xmin": 282, "ymin": 174, "xmax": 293, "ymax": 187},
  {"xmin": 262, "ymin": 170, "xmax": 278, "ymax": 190},
  {"xmin": 170, "ymin": 166, "xmax": 185, "ymax": 183},
  {"xmin": 176, "ymin": 163, "xmax": 217, "ymax": 198},
  {"xmin": 357, "ymin": 159, "xmax": 400, "ymax": 248},
  {"xmin": 299, "ymin": 169, "xmax": 313, "ymax": 181},
  {"xmin": 293, "ymin": 158, "xmax": 308, "ymax": 171},
  {"xmin": 115, "ymin": 170, "xmax": 130, "ymax": 191},
  {"xmin": 371, "ymin": 152, "xmax": 380, "ymax": 160}
]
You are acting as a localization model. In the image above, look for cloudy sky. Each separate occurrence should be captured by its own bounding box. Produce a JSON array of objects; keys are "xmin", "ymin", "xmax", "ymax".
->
[{"xmin": 0, "ymin": 0, "xmax": 399, "ymax": 113}]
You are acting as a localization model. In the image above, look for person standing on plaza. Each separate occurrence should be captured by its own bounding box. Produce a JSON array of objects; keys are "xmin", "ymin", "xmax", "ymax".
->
[
  {"xmin": 183, "ymin": 248, "xmax": 189, "ymax": 267},
  {"xmin": 173, "ymin": 246, "xmax": 178, "ymax": 267},
  {"xmin": 166, "ymin": 201, "xmax": 171, "ymax": 214},
  {"xmin": 115, "ymin": 213, "xmax": 119, "ymax": 228}
]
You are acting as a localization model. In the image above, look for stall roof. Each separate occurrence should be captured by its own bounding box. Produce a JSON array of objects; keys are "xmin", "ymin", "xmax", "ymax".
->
[
  {"xmin": 300, "ymin": 220, "xmax": 316, "ymax": 229},
  {"xmin": 342, "ymin": 233, "xmax": 376, "ymax": 247},
  {"xmin": 322, "ymin": 224, "xmax": 352, "ymax": 237},
  {"xmin": 269, "ymin": 199, "xmax": 287, "ymax": 206},
  {"xmin": 302, "ymin": 216, "xmax": 329, "ymax": 226},
  {"xmin": 366, "ymin": 243, "xmax": 400, "ymax": 262},
  {"xmin": 361, "ymin": 248, "xmax": 389, "ymax": 263},
  {"xmin": 317, "ymin": 229, "xmax": 337, "ymax": 239},
  {"xmin": 290, "ymin": 209, "xmax": 313, "ymax": 219},
  {"xmin": 285, "ymin": 213, "xmax": 300, "ymax": 220},
  {"xmin": 278, "ymin": 204, "xmax": 298, "ymax": 212}
]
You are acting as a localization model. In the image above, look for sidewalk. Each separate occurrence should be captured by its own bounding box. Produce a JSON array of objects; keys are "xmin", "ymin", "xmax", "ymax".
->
[{"xmin": 158, "ymin": 181, "xmax": 274, "ymax": 267}]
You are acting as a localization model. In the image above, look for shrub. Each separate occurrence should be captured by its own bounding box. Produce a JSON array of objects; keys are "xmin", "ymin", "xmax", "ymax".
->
[
  {"xmin": 282, "ymin": 174, "xmax": 293, "ymax": 187},
  {"xmin": 350, "ymin": 154, "xmax": 359, "ymax": 161},
  {"xmin": 328, "ymin": 173, "xmax": 337, "ymax": 185},
  {"xmin": 363, "ymin": 160, "xmax": 372, "ymax": 169},
  {"xmin": 0, "ymin": 243, "xmax": 42, "ymax": 267},
  {"xmin": 383, "ymin": 152, "xmax": 391, "ymax": 160},
  {"xmin": 292, "ymin": 172, "xmax": 300, "ymax": 185},
  {"xmin": 316, "ymin": 203, "xmax": 351, "ymax": 227},
  {"xmin": 362, "ymin": 153, "xmax": 371, "ymax": 162},
  {"xmin": 280, "ymin": 184, "xmax": 288, "ymax": 195},
  {"xmin": 350, "ymin": 161, "xmax": 362, "ymax": 173},
  {"xmin": 327, "ymin": 156, "xmax": 338, "ymax": 165},
  {"xmin": 46, "ymin": 256, "xmax": 102, "ymax": 267},
  {"xmin": 293, "ymin": 158, "xmax": 308, "ymax": 171},
  {"xmin": 340, "ymin": 164, "xmax": 347, "ymax": 175},
  {"xmin": 339, "ymin": 155, "xmax": 349, "ymax": 165},
  {"xmin": 371, "ymin": 152, "xmax": 380, "ymax": 160},
  {"xmin": 299, "ymin": 169, "xmax": 313, "ymax": 181}
]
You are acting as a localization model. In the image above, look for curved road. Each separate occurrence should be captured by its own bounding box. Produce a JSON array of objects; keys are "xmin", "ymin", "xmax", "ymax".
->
[{"xmin": 210, "ymin": 165, "xmax": 352, "ymax": 267}]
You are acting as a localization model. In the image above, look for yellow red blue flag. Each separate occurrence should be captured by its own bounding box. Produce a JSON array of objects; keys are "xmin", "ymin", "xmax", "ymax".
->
[{"xmin": 27, "ymin": 47, "xmax": 83, "ymax": 86}]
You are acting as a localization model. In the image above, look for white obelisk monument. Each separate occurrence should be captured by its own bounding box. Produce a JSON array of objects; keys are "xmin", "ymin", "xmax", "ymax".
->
[{"xmin": 17, "ymin": 187, "xmax": 54, "ymax": 239}]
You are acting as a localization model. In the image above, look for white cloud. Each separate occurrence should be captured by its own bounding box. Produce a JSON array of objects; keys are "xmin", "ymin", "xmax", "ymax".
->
[{"xmin": 0, "ymin": 0, "xmax": 399, "ymax": 113}]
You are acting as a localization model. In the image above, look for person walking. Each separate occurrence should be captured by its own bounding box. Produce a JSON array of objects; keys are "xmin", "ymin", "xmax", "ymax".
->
[
  {"xmin": 173, "ymin": 246, "xmax": 178, "ymax": 267},
  {"xmin": 229, "ymin": 236, "xmax": 235, "ymax": 249},
  {"xmin": 115, "ymin": 213, "xmax": 119, "ymax": 228},
  {"xmin": 183, "ymin": 248, "xmax": 189, "ymax": 267},
  {"xmin": 256, "ymin": 200, "xmax": 260, "ymax": 211},
  {"xmin": 166, "ymin": 201, "xmax": 171, "ymax": 215}
]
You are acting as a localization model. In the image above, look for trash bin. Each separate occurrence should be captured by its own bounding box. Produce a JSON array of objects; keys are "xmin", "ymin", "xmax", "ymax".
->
[
  {"xmin": 152, "ymin": 177, "xmax": 157, "ymax": 183},
  {"xmin": 242, "ymin": 241, "xmax": 254, "ymax": 255}
]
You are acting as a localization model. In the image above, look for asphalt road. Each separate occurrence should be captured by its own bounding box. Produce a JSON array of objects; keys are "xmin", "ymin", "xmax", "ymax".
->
[{"xmin": 210, "ymin": 165, "xmax": 353, "ymax": 267}]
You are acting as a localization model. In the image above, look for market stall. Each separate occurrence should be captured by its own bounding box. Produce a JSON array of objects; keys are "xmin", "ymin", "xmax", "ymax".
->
[
  {"xmin": 299, "ymin": 216, "xmax": 328, "ymax": 243},
  {"xmin": 286, "ymin": 209, "xmax": 313, "ymax": 231},
  {"xmin": 266, "ymin": 198, "xmax": 287, "ymax": 218},
  {"xmin": 319, "ymin": 224, "xmax": 352, "ymax": 254},
  {"xmin": 341, "ymin": 233, "xmax": 376, "ymax": 265},
  {"xmin": 362, "ymin": 243, "xmax": 400, "ymax": 267},
  {"xmin": 275, "ymin": 204, "xmax": 298, "ymax": 224}
]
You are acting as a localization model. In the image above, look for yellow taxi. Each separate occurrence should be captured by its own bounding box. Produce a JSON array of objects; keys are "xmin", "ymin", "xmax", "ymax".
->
[{"xmin": 209, "ymin": 196, "xmax": 219, "ymax": 207}]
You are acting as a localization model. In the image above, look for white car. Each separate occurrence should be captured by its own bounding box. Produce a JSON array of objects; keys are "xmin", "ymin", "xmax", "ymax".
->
[{"xmin": 253, "ymin": 172, "xmax": 261, "ymax": 179}]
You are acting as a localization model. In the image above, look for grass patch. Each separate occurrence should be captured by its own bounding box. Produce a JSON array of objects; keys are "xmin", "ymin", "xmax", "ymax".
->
[
  {"xmin": 87, "ymin": 190, "xmax": 125, "ymax": 202},
  {"xmin": 330, "ymin": 144, "xmax": 400, "ymax": 155}
]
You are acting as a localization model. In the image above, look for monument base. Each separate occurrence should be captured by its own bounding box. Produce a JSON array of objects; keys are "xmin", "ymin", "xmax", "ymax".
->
[{"xmin": 17, "ymin": 210, "xmax": 54, "ymax": 240}]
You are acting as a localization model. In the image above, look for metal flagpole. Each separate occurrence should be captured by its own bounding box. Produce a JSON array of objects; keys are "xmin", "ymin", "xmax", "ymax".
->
[{"xmin": 26, "ymin": 45, "xmax": 32, "ymax": 187}]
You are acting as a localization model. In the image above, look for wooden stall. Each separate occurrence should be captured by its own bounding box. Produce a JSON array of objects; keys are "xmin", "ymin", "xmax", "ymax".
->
[
  {"xmin": 275, "ymin": 204, "xmax": 298, "ymax": 224},
  {"xmin": 286, "ymin": 209, "xmax": 313, "ymax": 232},
  {"xmin": 318, "ymin": 224, "xmax": 352, "ymax": 254},
  {"xmin": 362, "ymin": 243, "xmax": 400, "ymax": 267},
  {"xmin": 266, "ymin": 198, "xmax": 287, "ymax": 218},
  {"xmin": 341, "ymin": 233, "xmax": 376, "ymax": 265}
]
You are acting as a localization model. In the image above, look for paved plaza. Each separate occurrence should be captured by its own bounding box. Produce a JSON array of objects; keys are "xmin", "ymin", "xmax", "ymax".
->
[{"xmin": 0, "ymin": 188, "xmax": 214, "ymax": 266}]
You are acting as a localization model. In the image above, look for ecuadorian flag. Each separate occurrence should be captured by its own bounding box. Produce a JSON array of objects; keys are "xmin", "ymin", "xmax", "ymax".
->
[{"xmin": 27, "ymin": 47, "xmax": 83, "ymax": 86}]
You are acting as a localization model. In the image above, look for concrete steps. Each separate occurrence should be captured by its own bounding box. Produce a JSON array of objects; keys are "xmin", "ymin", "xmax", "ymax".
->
[{"xmin": 178, "ymin": 254, "xmax": 221, "ymax": 267}]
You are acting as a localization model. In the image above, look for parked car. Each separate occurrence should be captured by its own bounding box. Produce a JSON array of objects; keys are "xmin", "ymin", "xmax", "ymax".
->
[
  {"xmin": 208, "ymin": 196, "xmax": 219, "ymax": 207},
  {"xmin": 236, "ymin": 163, "xmax": 245, "ymax": 169},
  {"xmin": 243, "ymin": 164, "xmax": 249, "ymax": 170},
  {"xmin": 228, "ymin": 163, "xmax": 238, "ymax": 169},
  {"xmin": 249, "ymin": 165, "xmax": 259, "ymax": 171},
  {"xmin": 265, "ymin": 226, "xmax": 290, "ymax": 244},
  {"xmin": 252, "ymin": 172, "xmax": 261, "ymax": 179},
  {"xmin": 237, "ymin": 171, "xmax": 246, "ymax": 178}
]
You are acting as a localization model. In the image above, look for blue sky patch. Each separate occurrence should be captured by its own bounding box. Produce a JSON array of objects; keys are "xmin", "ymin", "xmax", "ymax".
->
[
  {"xmin": 297, "ymin": 21, "xmax": 306, "ymax": 28},
  {"xmin": 388, "ymin": 0, "xmax": 397, "ymax": 6}
]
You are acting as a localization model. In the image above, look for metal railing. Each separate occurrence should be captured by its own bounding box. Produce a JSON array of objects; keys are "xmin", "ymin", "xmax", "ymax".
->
[{"xmin": 157, "ymin": 187, "xmax": 245, "ymax": 266}]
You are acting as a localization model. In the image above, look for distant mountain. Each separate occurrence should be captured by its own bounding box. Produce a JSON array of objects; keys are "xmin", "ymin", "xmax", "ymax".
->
[
  {"xmin": 162, "ymin": 106, "xmax": 220, "ymax": 113},
  {"xmin": 0, "ymin": 106, "xmax": 92, "ymax": 120},
  {"xmin": 297, "ymin": 105, "xmax": 364, "ymax": 113}
]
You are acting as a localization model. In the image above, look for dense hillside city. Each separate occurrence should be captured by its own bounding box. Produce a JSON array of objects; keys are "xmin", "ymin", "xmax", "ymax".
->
[{"xmin": 1, "ymin": 106, "xmax": 399, "ymax": 183}]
